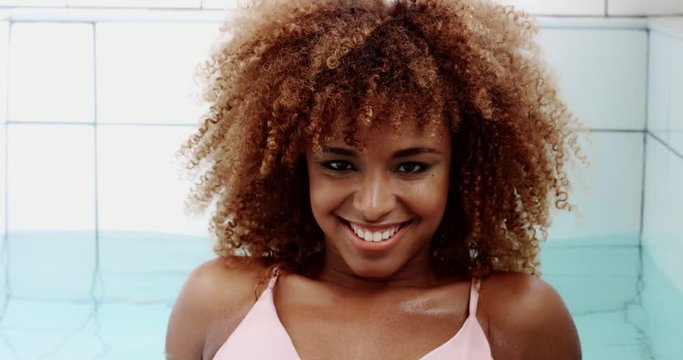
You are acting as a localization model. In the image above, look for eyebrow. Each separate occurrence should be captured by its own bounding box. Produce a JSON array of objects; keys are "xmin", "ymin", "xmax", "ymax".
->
[{"xmin": 322, "ymin": 146, "xmax": 442, "ymax": 158}]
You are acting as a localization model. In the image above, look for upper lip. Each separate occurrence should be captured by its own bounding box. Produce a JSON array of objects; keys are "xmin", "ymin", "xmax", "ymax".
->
[{"xmin": 340, "ymin": 217, "xmax": 411, "ymax": 232}]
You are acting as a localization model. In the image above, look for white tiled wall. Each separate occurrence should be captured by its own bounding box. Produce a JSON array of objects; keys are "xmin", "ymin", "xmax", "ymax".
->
[
  {"xmin": 200, "ymin": 0, "xmax": 241, "ymax": 9},
  {"xmin": 547, "ymin": 133, "xmax": 644, "ymax": 246},
  {"xmin": 7, "ymin": 125, "xmax": 95, "ymax": 231},
  {"xmin": 7, "ymin": 125, "xmax": 96, "ymax": 300},
  {"xmin": 0, "ymin": 21, "xmax": 6, "ymax": 312},
  {"xmin": 95, "ymin": 23, "xmax": 218, "ymax": 124},
  {"xmin": 68, "ymin": 0, "xmax": 201, "ymax": 8},
  {"xmin": 0, "ymin": 0, "xmax": 237, "ymax": 9},
  {"xmin": 8, "ymin": 23, "xmax": 94, "ymax": 123},
  {"xmin": 0, "ymin": 21, "xmax": 7, "ymax": 124},
  {"xmin": 609, "ymin": 0, "xmax": 683, "ymax": 16},
  {"xmin": 670, "ymin": 37, "xmax": 683, "ymax": 156},
  {"xmin": 643, "ymin": 24, "xmax": 683, "ymax": 298},
  {"xmin": 494, "ymin": 0, "xmax": 606, "ymax": 16},
  {"xmin": 642, "ymin": 139, "xmax": 683, "ymax": 294},
  {"xmin": 1, "ymin": 22, "xmax": 7, "ymax": 236},
  {"xmin": 96, "ymin": 125, "xmax": 208, "ymax": 235},
  {"xmin": 0, "ymin": 0, "xmax": 68, "ymax": 6},
  {"xmin": 648, "ymin": 25, "xmax": 683, "ymax": 157},
  {"xmin": 537, "ymin": 28, "xmax": 648, "ymax": 130},
  {"xmin": 648, "ymin": 32, "xmax": 673, "ymax": 144}
]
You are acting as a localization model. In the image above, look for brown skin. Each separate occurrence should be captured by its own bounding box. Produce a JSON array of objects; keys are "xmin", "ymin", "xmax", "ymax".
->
[
  {"xmin": 308, "ymin": 123, "xmax": 451, "ymax": 286},
  {"xmin": 166, "ymin": 260, "xmax": 580, "ymax": 359},
  {"xmin": 166, "ymin": 123, "xmax": 581, "ymax": 359}
]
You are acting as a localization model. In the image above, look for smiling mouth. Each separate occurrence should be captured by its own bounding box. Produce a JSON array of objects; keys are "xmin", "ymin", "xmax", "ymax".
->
[{"xmin": 339, "ymin": 218, "xmax": 412, "ymax": 243}]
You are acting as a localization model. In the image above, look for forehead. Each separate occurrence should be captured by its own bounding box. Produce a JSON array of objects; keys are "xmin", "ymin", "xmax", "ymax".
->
[{"xmin": 324, "ymin": 120, "xmax": 451, "ymax": 150}]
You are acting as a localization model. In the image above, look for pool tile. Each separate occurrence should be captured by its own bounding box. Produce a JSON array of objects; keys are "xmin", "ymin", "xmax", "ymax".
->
[
  {"xmin": 669, "ymin": 37, "xmax": 683, "ymax": 156},
  {"xmin": 642, "ymin": 137, "xmax": 683, "ymax": 295},
  {"xmin": 0, "ymin": 126, "xmax": 5, "ymax": 235},
  {"xmin": 95, "ymin": 302, "xmax": 170, "ymax": 359},
  {"xmin": 7, "ymin": 232, "xmax": 95, "ymax": 301},
  {"xmin": 95, "ymin": 22, "xmax": 219, "ymax": 125},
  {"xmin": 648, "ymin": 31, "xmax": 672, "ymax": 144},
  {"xmin": 537, "ymin": 29, "xmax": 648, "ymax": 130},
  {"xmin": 68, "ymin": 0, "xmax": 200, "ymax": 7},
  {"xmin": 0, "ymin": 22, "xmax": 8, "ymax": 123},
  {"xmin": 547, "ymin": 132, "xmax": 643, "ymax": 246},
  {"xmin": 7, "ymin": 125, "xmax": 95, "ymax": 231},
  {"xmin": 201, "ymin": 0, "xmax": 241, "ymax": 9},
  {"xmin": 574, "ymin": 311, "xmax": 647, "ymax": 360},
  {"xmin": 493, "ymin": 0, "xmax": 605, "ymax": 16},
  {"xmin": 609, "ymin": 0, "xmax": 683, "ymax": 15},
  {"xmin": 96, "ymin": 125, "xmax": 209, "ymax": 235},
  {"xmin": 97, "ymin": 231, "xmax": 213, "ymax": 302},
  {"xmin": 0, "ymin": 299, "xmax": 101, "ymax": 360},
  {"xmin": 639, "ymin": 251, "xmax": 683, "ymax": 359},
  {"xmin": 8, "ymin": 23, "xmax": 94, "ymax": 123},
  {"xmin": 0, "ymin": 0, "xmax": 67, "ymax": 6}
]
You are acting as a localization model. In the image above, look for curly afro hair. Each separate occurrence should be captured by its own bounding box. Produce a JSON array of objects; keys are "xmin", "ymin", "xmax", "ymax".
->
[{"xmin": 179, "ymin": 0, "xmax": 584, "ymax": 279}]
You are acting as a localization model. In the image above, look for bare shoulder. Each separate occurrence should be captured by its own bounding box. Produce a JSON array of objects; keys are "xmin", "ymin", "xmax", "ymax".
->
[
  {"xmin": 165, "ymin": 257, "xmax": 266, "ymax": 360},
  {"xmin": 480, "ymin": 272, "xmax": 581, "ymax": 360}
]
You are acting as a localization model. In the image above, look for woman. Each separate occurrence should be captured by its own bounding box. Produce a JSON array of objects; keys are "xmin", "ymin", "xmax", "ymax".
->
[{"xmin": 166, "ymin": 0, "xmax": 583, "ymax": 358}]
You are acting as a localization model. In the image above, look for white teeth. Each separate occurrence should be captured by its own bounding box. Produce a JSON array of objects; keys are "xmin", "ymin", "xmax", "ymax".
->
[{"xmin": 349, "ymin": 222, "xmax": 401, "ymax": 242}]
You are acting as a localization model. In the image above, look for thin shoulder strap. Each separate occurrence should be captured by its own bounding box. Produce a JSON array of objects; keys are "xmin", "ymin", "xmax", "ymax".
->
[
  {"xmin": 266, "ymin": 266, "xmax": 280, "ymax": 291},
  {"xmin": 468, "ymin": 277, "xmax": 481, "ymax": 316}
]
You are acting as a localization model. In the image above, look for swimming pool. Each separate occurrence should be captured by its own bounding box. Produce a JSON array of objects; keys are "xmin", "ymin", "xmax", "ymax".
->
[{"xmin": 0, "ymin": 231, "xmax": 680, "ymax": 359}]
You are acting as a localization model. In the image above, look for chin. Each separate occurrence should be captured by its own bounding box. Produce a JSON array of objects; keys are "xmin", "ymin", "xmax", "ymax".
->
[{"xmin": 346, "ymin": 260, "xmax": 401, "ymax": 280}]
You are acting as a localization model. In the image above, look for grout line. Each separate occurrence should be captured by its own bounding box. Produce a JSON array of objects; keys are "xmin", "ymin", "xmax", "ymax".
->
[
  {"xmin": 1, "ymin": 6, "xmax": 207, "ymax": 11},
  {"xmin": 90, "ymin": 21, "xmax": 100, "ymax": 303},
  {"xmin": 622, "ymin": 29, "xmax": 653, "ymax": 356},
  {"xmin": 2, "ymin": 19, "xmax": 12, "ymax": 310},
  {"xmin": 90, "ymin": 21, "xmax": 110, "ymax": 358},
  {"xmin": 5, "ymin": 120, "xmax": 198, "ymax": 127},
  {"xmin": 633, "ymin": 27, "xmax": 652, "ymax": 305},
  {"xmin": 648, "ymin": 131, "xmax": 683, "ymax": 160},
  {"xmin": 4, "ymin": 18, "xmax": 224, "ymax": 25},
  {"xmin": 3, "ymin": 123, "xmax": 647, "ymax": 130},
  {"xmin": 587, "ymin": 128, "xmax": 645, "ymax": 133},
  {"xmin": 1, "ymin": 125, "xmax": 8, "ymax": 309},
  {"xmin": 0, "ymin": 23, "xmax": 19, "ymax": 360}
]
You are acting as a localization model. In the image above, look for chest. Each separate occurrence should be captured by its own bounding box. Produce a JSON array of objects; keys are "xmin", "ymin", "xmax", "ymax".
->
[{"xmin": 277, "ymin": 294, "xmax": 469, "ymax": 360}]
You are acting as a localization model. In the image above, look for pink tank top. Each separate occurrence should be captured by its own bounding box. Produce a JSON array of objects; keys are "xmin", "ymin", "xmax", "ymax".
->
[{"xmin": 213, "ymin": 273, "xmax": 493, "ymax": 359}]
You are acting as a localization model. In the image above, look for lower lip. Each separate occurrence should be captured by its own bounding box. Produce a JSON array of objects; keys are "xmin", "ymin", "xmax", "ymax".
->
[{"xmin": 340, "ymin": 219, "xmax": 412, "ymax": 253}]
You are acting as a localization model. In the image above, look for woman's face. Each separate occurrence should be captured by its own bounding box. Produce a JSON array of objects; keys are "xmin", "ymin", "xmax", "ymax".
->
[{"xmin": 306, "ymin": 122, "xmax": 451, "ymax": 280}]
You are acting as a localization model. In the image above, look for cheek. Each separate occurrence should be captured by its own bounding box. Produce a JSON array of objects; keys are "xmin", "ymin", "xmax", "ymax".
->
[
  {"xmin": 406, "ymin": 173, "xmax": 450, "ymax": 221},
  {"xmin": 308, "ymin": 173, "xmax": 346, "ymax": 221}
]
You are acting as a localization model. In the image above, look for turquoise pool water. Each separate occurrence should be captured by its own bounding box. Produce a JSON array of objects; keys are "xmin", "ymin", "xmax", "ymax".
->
[{"xmin": 0, "ymin": 231, "xmax": 680, "ymax": 359}]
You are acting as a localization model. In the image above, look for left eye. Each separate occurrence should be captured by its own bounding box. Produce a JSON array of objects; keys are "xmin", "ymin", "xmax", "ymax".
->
[{"xmin": 396, "ymin": 163, "xmax": 428, "ymax": 173}]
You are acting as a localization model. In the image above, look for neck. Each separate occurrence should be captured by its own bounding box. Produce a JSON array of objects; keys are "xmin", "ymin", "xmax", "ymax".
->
[{"xmin": 316, "ymin": 252, "xmax": 447, "ymax": 292}]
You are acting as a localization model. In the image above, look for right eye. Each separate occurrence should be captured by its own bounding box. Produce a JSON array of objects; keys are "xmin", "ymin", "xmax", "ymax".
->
[{"xmin": 321, "ymin": 160, "xmax": 354, "ymax": 172}]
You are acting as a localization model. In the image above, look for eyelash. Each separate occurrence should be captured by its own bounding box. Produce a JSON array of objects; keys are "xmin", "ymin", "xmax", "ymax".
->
[{"xmin": 321, "ymin": 160, "xmax": 431, "ymax": 174}]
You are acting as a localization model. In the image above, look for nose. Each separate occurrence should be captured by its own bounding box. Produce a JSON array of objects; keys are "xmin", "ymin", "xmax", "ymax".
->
[{"xmin": 352, "ymin": 170, "xmax": 396, "ymax": 222}]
